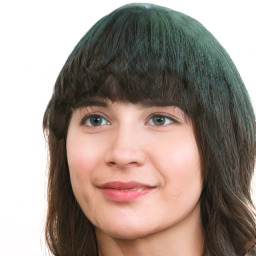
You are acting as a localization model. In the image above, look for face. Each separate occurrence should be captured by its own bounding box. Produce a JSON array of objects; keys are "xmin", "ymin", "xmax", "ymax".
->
[{"xmin": 66, "ymin": 101, "xmax": 203, "ymax": 239}]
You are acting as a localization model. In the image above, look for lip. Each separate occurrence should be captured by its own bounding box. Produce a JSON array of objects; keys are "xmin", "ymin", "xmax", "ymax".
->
[{"xmin": 97, "ymin": 181, "xmax": 157, "ymax": 202}]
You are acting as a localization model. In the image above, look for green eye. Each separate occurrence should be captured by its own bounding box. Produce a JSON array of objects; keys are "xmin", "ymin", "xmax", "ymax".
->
[
  {"xmin": 147, "ymin": 115, "xmax": 173, "ymax": 126},
  {"xmin": 82, "ymin": 115, "xmax": 109, "ymax": 126}
]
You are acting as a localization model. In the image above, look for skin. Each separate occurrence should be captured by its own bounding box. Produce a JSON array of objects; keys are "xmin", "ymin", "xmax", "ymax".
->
[{"xmin": 66, "ymin": 101, "xmax": 204, "ymax": 256}]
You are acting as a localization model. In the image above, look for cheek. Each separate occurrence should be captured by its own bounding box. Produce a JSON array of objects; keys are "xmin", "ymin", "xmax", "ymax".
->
[
  {"xmin": 66, "ymin": 136, "xmax": 95, "ymax": 185},
  {"xmin": 66, "ymin": 135, "xmax": 99, "ymax": 204},
  {"xmin": 150, "ymin": 130, "xmax": 202, "ymax": 196},
  {"xmin": 66, "ymin": 133, "xmax": 110, "ymax": 199},
  {"xmin": 67, "ymin": 131, "xmax": 110, "ymax": 173}
]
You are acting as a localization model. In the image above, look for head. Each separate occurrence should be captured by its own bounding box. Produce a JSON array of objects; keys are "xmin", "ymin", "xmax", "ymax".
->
[{"xmin": 43, "ymin": 3, "xmax": 256, "ymax": 255}]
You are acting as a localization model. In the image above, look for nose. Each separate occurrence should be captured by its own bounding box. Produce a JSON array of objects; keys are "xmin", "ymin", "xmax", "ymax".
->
[{"xmin": 104, "ymin": 126, "xmax": 146, "ymax": 169}]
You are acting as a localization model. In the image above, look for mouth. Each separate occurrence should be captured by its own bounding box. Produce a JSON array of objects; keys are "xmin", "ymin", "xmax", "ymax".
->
[
  {"xmin": 97, "ymin": 181, "xmax": 157, "ymax": 202},
  {"xmin": 116, "ymin": 187, "xmax": 147, "ymax": 191}
]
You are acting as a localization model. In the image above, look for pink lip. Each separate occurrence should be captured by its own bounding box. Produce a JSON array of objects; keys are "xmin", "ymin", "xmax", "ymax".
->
[{"xmin": 98, "ymin": 181, "xmax": 156, "ymax": 202}]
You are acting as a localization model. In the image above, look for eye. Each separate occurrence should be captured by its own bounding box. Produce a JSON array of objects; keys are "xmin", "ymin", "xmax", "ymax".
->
[
  {"xmin": 81, "ymin": 114, "xmax": 109, "ymax": 127},
  {"xmin": 147, "ymin": 115, "xmax": 174, "ymax": 126}
]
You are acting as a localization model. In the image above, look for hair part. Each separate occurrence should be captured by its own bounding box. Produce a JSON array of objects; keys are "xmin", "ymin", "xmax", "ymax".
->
[{"xmin": 43, "ymin": 3, "xmax": 256, "ymax": 255}]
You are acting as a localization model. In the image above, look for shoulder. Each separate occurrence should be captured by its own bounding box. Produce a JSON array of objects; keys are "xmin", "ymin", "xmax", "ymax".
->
[{"xmin": 243, "ymin": 243, "xmax": 256, "ymax": 256}]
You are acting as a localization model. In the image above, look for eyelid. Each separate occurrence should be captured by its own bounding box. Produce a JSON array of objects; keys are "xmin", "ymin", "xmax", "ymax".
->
[
  {"xmin": 146, "ymin": 113, "xmax": 179, "ymax": 125},
  {"xmin": 80, "ymin": 112, "xmax": 110, "ymax": 126},
  {"xmin": 79, "ymin": 110, "xmax": 180, "ymax": 127}
]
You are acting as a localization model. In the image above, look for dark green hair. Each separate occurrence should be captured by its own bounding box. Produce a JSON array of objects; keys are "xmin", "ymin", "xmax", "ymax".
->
[{"xmin": 43, "ymin": 3, "xmax": 256, "ymax": 255}]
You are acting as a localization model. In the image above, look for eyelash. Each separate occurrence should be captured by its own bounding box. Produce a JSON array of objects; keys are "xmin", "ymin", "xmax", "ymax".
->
[
  {"xmin": 80, "ymin": 113, "xmax": 178, "ymax": 127},
  {"xmin": 147, "ymin": 114, "xmax": 177, "ymax": 126},
  {"xmin": 81, "ymin": 114, "xmax": 110, "ymax": 127}
]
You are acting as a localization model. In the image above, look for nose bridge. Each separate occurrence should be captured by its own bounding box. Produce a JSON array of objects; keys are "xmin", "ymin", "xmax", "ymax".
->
[{"xmin": 105, "ymin": 122, "xmax": 146, "ymax": 168}]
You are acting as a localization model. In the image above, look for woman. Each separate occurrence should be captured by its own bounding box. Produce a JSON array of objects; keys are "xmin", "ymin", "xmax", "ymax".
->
[{"xmin": 43, "ymin": 3, "xmax": 256, "ymax": 256}]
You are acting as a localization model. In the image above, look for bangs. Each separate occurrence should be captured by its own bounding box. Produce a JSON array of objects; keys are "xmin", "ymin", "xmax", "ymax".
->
[
  {"xmin": 57, "ymin": 4, "xmax": 203, "ymax": 114},
  {"xmin": 74, "ymin": 70, "xmax": 191, "ymax": 111},
  {"xmin": 54, "ymin": 3, "xmax": 245, "ymax": 122}
]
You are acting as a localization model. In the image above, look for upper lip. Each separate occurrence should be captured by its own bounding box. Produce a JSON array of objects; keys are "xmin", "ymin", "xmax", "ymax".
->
[{"xmin": 97, "ymin": 181, "xmax": 156, "ymax": 189}]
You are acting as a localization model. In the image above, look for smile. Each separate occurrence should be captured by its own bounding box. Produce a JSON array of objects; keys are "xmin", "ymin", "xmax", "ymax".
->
[
  {"xmin": 118, "ymin": 187, "xmax": 145, "ymax": 191},
  {"xmin": 97, "ymin": 181, "xmax": 157, "ymax": 202}
]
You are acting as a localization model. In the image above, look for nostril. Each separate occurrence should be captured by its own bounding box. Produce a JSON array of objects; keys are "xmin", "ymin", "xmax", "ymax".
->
[
  {"xmin": 108, "ymin": 161, "xmax": 117, "ymax": 166},
  {"xmin": 105, "ymin": 149, "xmax": 146, "ymax": 168},
  {"xmin": 107, "ymin": 160, "xmax": 142, "ymax": 168}
]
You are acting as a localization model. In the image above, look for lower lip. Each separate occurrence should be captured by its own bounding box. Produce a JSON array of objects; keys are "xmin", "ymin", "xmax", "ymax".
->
[{"xmin": 100, "ymin": 188, "xmax": 155, "ymax": 202}]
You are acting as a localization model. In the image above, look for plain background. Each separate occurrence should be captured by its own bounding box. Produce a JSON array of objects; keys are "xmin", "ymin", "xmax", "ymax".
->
[{"xmin": 0, "ymin": 0, "xmax": 255, "ymax": 255}]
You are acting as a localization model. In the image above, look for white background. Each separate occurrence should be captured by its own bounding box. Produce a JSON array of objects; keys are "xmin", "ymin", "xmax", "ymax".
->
[{"xmin": 0, "ymin": 0, "xmax": 255, "ymax": 255}]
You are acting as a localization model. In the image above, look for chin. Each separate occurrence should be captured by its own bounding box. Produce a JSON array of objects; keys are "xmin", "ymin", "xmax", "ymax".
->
[
  {"xmin": 107, "ymin": 229, "xmax": 150, "ymax": 240},
  {"xmin": 100, "ymin": 222, "xmax": 161, "ymax": 240}
]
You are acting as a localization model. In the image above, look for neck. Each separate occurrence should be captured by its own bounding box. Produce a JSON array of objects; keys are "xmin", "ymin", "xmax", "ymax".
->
[{"xmin": 96, "ymin": 204, "xmax": 204, "ymax": 256}]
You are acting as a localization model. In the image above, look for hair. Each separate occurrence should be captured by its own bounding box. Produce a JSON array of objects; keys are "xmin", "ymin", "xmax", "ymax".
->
[{"xmin": 43, "ymin": 3, "xmax": 256, "ymax": 256}]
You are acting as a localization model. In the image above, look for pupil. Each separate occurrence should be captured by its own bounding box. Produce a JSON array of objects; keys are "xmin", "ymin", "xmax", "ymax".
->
[
  {"xmin": 90, "ymin": 116, "xmax": 102, "ymax": 126},
  {"xmin": 153, "ymin": 116, "xmax": 164, "ymax": 125}
]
